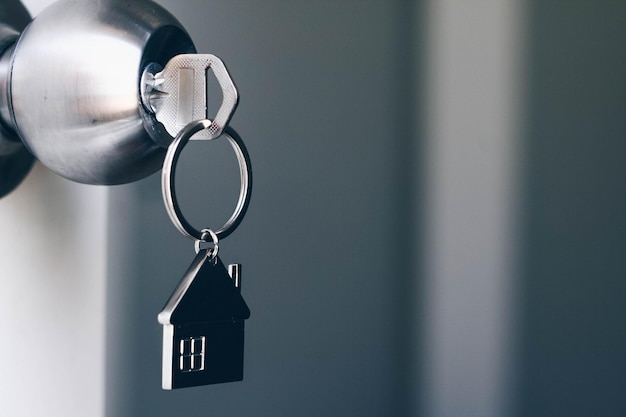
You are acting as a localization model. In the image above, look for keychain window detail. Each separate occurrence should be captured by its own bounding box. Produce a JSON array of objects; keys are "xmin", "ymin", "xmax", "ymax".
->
[{"xmin": 180, "ymin": 337, "xmax": 206, "ymax": 373}]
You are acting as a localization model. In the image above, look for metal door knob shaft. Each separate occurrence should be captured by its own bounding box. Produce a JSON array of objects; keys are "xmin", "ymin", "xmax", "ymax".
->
[{"xmin": 0, "ymin": 0, "xmax": 32, "ymax": 197}]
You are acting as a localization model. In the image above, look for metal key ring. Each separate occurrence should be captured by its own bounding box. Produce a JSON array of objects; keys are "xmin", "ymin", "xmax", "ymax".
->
[{"xmin": 162, "ymin": 119, "xmax": 252, "ymax": 241}]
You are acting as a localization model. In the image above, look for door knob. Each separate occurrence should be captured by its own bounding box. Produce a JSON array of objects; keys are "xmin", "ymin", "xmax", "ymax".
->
[{"xmin": 0, "ymin": 0, "xmax": 234, "ymax": 196}]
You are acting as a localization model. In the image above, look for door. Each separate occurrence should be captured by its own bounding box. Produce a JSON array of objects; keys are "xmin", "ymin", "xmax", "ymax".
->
[{"xmin": 2, "ymin": 1, "xmax": 625, "ymax": 417}]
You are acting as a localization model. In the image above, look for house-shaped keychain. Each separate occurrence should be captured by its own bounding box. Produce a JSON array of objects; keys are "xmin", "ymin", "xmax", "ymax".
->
[{"xmin": 158, "ymin": 251, "xmax": 251, "ymax": 390}]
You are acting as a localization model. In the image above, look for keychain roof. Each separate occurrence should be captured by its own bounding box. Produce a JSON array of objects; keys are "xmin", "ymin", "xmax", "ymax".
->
[{"xmin": 158, "ymin": 251, "xmax": 250, "ymax": 326}]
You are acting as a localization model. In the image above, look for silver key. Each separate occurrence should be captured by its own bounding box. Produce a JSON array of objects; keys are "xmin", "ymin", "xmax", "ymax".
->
[{"xmin": 142, "ymin": 54, "xmax": 239, "ymax": 140}]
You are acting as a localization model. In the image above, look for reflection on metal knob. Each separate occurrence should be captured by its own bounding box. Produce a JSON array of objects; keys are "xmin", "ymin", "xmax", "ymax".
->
[{"xmin": 0, "ymin": 0, "xmax": 199, "ymax": 191}]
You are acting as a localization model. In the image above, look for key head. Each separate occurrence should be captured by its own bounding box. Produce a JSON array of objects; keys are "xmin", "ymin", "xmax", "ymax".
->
[{"xmin": 144, "ymin": 54, "xmax": 239, "ymax": 140}]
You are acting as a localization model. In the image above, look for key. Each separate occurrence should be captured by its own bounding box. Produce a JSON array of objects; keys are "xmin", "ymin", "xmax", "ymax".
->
[
  {"xmin": 158, "ymin": 251, "xmax": 250, "ymax": 390},
  {"xmin": 142, "ymin": 54, "xmax": 239, "ymax": 140}
]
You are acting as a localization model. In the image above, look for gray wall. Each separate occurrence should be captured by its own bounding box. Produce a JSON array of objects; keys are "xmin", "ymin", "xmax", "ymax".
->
[
  {"xmin": 106, "ymin": 0, "xmax": 626, "ymax": 416},
  {"xmin": 106, "ymin": 1, "xmax": 416, "ymax": 416}
]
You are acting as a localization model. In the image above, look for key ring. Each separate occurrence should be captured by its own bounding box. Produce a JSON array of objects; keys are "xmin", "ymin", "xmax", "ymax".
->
[
  {"xmin": 161, "ymin": 119, "xmax": 252, "ymax": 242},
  {"xmin": 194, "ymin": 228, "xmax": 219, "ymax": 258}
]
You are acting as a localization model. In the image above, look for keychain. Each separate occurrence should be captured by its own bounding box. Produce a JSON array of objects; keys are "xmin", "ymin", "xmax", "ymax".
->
[{"xmin": 158, "ymin": 119, "xmax": 252, "ymax": 390}]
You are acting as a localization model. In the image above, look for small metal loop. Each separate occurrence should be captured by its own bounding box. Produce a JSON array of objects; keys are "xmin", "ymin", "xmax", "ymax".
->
[
  {"xmin": 162, "ymin": 119, "xmax": 252, "ymax": 242},
  {"xmin": 194, "ymin": 229, "xmax": 219, "ymax": 260}
]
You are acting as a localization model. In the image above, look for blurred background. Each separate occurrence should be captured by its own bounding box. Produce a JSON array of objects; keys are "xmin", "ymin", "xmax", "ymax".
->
[{"xmin": 0, "ymin": 0, "xmax": 624, "ymax": 416}]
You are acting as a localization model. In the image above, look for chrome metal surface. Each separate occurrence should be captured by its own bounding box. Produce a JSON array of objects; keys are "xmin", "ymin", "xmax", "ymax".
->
[
  {"xmin": 228, "ymin": 263, "xmax": 241, "ymax": 289},
  {"xmin": 194, "ymin": 229, "xmax": 219, "ymax": 258},
  {"xmin": 162, "ymin": 120, "xmax": 252, "ymax": 241},
  {"xmin": 10, "ymin": 0, "xmax": 196, "ymax": 184},
  {"xmin": 144, "ymin": 54, "xmax": 239, "ymax": 140},
  {"xmin": 0, "ymin": 30, "xmax": 17, "ymax": 133},
  {"xmin": 0, "ymin": 0, "xmax": 32, "ymax": 197}
]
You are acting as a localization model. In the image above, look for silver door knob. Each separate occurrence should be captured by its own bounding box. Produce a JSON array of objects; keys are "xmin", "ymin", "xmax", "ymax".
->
[{"xmin": 0, "ymin": 0, "xmax": 202, "ymax": 193}]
